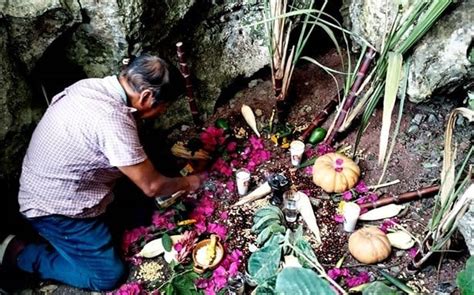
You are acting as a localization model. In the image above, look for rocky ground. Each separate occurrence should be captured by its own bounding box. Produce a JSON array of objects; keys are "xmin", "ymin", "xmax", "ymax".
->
[{"xmin": 3, "ymin": 49, "xmax": 473, "ymax": 295}]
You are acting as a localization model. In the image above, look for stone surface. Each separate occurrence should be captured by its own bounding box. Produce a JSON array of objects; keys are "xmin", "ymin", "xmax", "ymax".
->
[
  {"xmin": 342, "ymin": 0, "xmax": 473, "ymax": 103},
  {"xmin": 0, "ymin": 0, "xmax": 269, "ymax": 196}
]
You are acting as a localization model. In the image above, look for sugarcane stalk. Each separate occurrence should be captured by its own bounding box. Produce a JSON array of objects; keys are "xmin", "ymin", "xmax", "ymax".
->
[
  {"xmin": 298, "ymin": 99, "xmax": 337, "ymax": 142},
  {"xmin": 324, "ymin": 47, "xmax": 377, "ymax": 145},
  {"xmin": 176, "ymin": 42, "xmax": 200, "ymax": 125},
  {"xmin": 359, "ymin": 185, "xmax": 440, "ymax": 210}
]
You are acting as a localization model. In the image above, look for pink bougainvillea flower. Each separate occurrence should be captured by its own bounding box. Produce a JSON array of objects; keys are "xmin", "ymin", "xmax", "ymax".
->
[
  {"xmin": 333, "ymin": 214, "xmax": 344, "ymax": 223},
  {"xmin": 355, "ymin": 180, "xmax": 369, "ymax": 193},
  {"xmin": 345, "ymin": 271, "xmax": 371, "ymax": 288},
  {"xmin": 304, "ymin": 166, "xmax": 313, "ymax": 175},
  {"xmin": 197, "ymin": 249, "xmax": 243, "ymax": 294},
  {"xmin": 379, "ymin": 218, "xmax": 399, "ymax": 233},
  {"xmin": 225, "ymin": 180, "xmax": 235, "ymax": 193},
  {"xmin": 200, "ymin": 126, "xmax": 225, "ymax": 151},
  {"xmin": 151, "ymin": 209, "xmax": 176, "ymax": 230},
  {"xmin": 328, "ymin": 267, "xmax": 350, "ymax": 280},
  {"xmin": 219, "ymin": 211, "xmax": 229, "ymax": 220},
  {"xmin": 316, "ymin": 143, "xmax": 335, "ymax": 156},
  {"xmin": 207, "ymin": 223, "xmax": 228, "ymax": 240},
  {"xmin": 112, "ymin": 281, "xmax": 143, "ymax": 295},
  {"xmin": 305, "ymin": 147, "xmax": 317, "ymax": 159},
  {"xmin": 249, "ymin": 135, "xmax": 264, "ymax": 150},
  {"xmin": 121, "ymin": 226, "xmax": 149, "ymax": 255},
  {"xmin": 226, "ymin": 141, "xmax": 237, "ymax": 152},
  {"xmin": 367, "ymin": 193, "xmax": 379, "ymax": 202},
  {"xmin": 342, "ymin": 191, "xmax": 353, "ymax": 201},
  {"xmin": 212, "ymin": 158, "xmax": 233, "ymax": 176},
  {"xmin": 408, "ymin": 246, "xmax": 419, "ymax": 258},
  {"xmin": 175, "ymin": 231, "xmax": 198, "ymax": 263}
]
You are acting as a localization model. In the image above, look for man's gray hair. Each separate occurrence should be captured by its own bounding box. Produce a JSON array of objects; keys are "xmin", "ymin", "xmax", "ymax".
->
[{"xmin": 120, "ymin": 54, "xmax": 170, "ymax": 104}]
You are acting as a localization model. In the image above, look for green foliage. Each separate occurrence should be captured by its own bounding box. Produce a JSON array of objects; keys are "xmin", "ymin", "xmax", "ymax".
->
[
  {"xmin": 457, "ymin": 256, "xmax": 474, "ymax": 295},
  {"xmin": 379, "ymin": 270, "xmax": 415, "ymax": 294},
  {"xmin": 362, "ymin": 281, "xmax": 399, "ymax": 295},
  {"xmin": 162, "ymin": 233, "xmax": 172, "ymax": 252},
  {"xmin": 275, "ymin": 267, "xmax": 335, "ymax": 294},
  {"xmin": 252, "ymin": 205, "xmax": 285, "ymax": 246},
  {"xmin": 248, "ymin": 239, "xmax": 283, "ymax": 284}
]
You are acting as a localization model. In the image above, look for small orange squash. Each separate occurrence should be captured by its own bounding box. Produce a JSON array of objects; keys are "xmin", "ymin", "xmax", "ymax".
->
[
  {"xmin": 312, "ymin": 153, "xmax": 360, "ymax": 193},
  {"xmin": 348, "ymin": 227, "xmax": 391, "ymax": 264}
]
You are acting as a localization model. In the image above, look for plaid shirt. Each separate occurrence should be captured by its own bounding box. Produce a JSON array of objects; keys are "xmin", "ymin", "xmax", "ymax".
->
[{"xmin": 19, "ymin": 76, "xmax": 147, "ymax": 218}]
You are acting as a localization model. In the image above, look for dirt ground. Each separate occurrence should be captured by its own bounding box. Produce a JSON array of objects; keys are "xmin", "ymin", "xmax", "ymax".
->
[{"xmin": 5, "ymin": 49, "xmax": 473, "ymax": 294}]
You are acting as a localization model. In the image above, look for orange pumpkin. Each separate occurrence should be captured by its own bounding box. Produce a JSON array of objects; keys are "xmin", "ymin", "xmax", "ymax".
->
[
  {"xmin": 312, "ymin": 153, "xmax": 360, "ymax": 193},
  {"xmin": 348, "ymin": 227, "xmax": 391, "ymax": 264}
]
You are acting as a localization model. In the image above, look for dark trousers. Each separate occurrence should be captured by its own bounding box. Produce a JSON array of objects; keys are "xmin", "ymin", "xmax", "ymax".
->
[{"xmin": 16, "ymin": 215, "xmax": 126, "ymax": 291}]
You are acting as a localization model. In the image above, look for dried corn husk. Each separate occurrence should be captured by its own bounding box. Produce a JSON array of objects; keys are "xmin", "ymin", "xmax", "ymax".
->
[
  {"xmin": 296, "ymin": 191, "xmax": 322, "ymax": 245},
  {"xmin": 233, "ymin": 181, "xmax": 271, "ymax": 207},
  {"xmin": 241, "ymin": 104, "xmax": 260, "ymax": 137},
  {"xmin": 387, "ymin": 231, "xmax": 415, "ymax": 249},
  {"xmin": 138, "ymin": 235, "xmax": 183, "ymax": 258},
  {"xmin": 358, "ymin": 204, "xmax": 405, "ymax": 221},
  {"xmin": 171, "ymin": 141, "xmax": 210, "ymax": 160}
]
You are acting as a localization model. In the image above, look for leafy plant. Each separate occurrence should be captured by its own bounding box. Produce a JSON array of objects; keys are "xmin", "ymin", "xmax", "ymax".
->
[
  {"xmin": 457, "ymin": 256, "xmax": 474, "ymax": 295},
  {"xmin": 275, "ymin": 267, "xmax": 333, "ymax": 294},
  {"xmin": 415, "ymin": 108, "xmax": 474, "ymax": 268},
  {"xmin": 252, "ymin": 205, "xmax": 286, "ymax": 245},
  {"xmin": 156, "ymin": 263, "xmax": 200, "ymax": 295},
  {"xmin": 362, "ymin": 281, "xmax": 399, "ymax": 295},
  {"xmin": 345, "ymin": 0, "xmax": 454, "ymax": 158},
  {"xmin": 248, "ymin": 207, "xmax": 344, "ymax": 294}
]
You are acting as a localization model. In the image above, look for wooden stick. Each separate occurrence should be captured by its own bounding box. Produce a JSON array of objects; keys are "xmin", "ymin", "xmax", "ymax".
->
[
  {"xmin": 176, "ymin": 42, "xmax": 200, "ymax": 125},
  {"xmin": 298, "ymin": 99, "xmax": 337, "ymax": 142},
  {"xmin": 324, "ymin": 47, "xmax": 377, "ymax": 145},
  {"xmin": 359, "ymin": 185, "xmax": 440, "ymax": 210}
]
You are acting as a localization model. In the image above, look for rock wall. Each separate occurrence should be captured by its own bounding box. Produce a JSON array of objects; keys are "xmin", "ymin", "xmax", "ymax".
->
[
  {"xmin": 0, "ymin": 0, "xmax": 268, "ymax": 224},
  {"xmin": 342, "ymin": 0, "xmax": 473, "ymax": 103}
]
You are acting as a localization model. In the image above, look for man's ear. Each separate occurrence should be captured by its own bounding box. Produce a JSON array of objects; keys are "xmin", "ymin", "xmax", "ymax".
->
[{"xmin": 138, "ymin": 89, "xmax": 154, "ymax": 108}]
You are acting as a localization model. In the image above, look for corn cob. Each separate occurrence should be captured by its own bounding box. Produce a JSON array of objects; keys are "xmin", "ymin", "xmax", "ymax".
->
[
  {"xmin": 206, "ymin": 235, "xmax": 217, "ymax": 265},
  {"xmin": 177, "ymin": 219, "xmax": 197, "ymax": 226},
  {"xmin": 171, "ymin": 142, "xmax": 211, "ymax": 160}
]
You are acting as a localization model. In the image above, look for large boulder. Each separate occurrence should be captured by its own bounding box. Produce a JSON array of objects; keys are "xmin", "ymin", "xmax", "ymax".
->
[{"xmin": 342, "ymin": 0, "xmax": 473, "ymax": 103}]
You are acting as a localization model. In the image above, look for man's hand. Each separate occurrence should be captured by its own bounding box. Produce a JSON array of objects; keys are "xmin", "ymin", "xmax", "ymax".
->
[
  {"xmin": 119, "ymin": 159, "xmax": 209, "ymax": 197},
  {"xmin": 186, "ymin": 172, "xmax": 208, "ymax": 191}
]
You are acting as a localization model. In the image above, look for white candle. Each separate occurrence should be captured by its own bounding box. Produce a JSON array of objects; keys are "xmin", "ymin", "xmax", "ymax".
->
[
  {"xmin": 235, "ymin": 169, "xmax": 251, "ymax": 196},
  {"xmin": 289, "ymin": 140, "xmax": 305, "ymax": 166}
]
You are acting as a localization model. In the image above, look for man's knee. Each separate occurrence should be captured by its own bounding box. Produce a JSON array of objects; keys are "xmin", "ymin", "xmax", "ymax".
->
[{"xmin": 88, "ymin": 259, "xmax": 127, "ymax": 291}]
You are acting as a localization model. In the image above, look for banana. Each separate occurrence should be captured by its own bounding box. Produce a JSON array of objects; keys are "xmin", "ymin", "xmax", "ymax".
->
[{"xmin": 206, "ymin": 235, "xmax": 217, "ymax": 265}]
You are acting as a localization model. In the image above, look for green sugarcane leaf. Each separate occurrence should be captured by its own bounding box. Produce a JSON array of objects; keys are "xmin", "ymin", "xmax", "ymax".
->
[
  {"xmin": 380, "ymin": 270, "xmax": 415, "ymax": 294},
  {"xmin": 379, "ymin": 52, "xmax": 403, "ymax": 165},
  {"xmin": 457, "ymin": 256, "xmax": 474, "ymax": 294},
  {"xmin": 162, "ymin": 233, "xmax": 172, "ymax": 252}
]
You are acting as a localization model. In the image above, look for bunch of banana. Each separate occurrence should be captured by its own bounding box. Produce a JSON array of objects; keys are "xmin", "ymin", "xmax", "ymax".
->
[
  {"xmin": 205, "ymin": 234, "xmax": 218, "ymax": 265},
  {"xmin": 252, "ymin": 206, "xmax": 286, "ymax": 246},
  {"xmin": 171, "ymin": 141, "xmax": 210, "ymax": 160}
]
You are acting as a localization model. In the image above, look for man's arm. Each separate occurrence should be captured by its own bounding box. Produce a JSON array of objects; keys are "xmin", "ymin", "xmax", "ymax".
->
[{"xmin": 118, "ymin": 159, "xmax": 204, "ymax": 197}]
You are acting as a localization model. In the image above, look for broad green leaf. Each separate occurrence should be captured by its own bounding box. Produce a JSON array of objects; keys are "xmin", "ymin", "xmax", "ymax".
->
[
  {"xmin": 362, "ymin": 281, "xmax": 398, "ymax": 295},
  {"xmin": 248, "ymin": 243, "xmax": 282, "ymax": 284},
  {"xmin": 379, "ymin": 270, "xmax": 415, "ymax": 294},
  {"xmin": 162, "ymin": 233, "xmax": 172, "ymax": 252},
  {"xmin": 379, "ymin": 52, "xmax": 403, "ymax": 165},
  {"xmin": 457, "ymin": 256, "xmax": 474, "ymax": 294},
  {"xmin": 164, "ymin": 283, "xmax": 175, "ymax": 295},
  {"xmin": 275, "ymin": 267, "xmax": 335, "ymax": 295}
]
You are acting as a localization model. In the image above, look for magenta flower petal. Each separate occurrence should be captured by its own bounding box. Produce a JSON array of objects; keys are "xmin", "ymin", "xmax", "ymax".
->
[
  {"xmin": 334, "ymin": 214, "xmax": 344, "ymax": 223},
  {"xmin": 355, "ymin": 180, "xmax": 369, "ymax": 193},
  {"xmin": 342, "ymin": 191, "xmax": 353, "ymax": 201}
]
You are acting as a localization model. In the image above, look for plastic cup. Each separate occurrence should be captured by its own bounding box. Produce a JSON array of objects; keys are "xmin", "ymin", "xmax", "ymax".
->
[
  {"xmin": 289, "ymin": 140, "xmax": 305, "ymax": 166},
  {"xmin": 343, "ymin": 202, "xmax": 361, "ymax": 232},
  {"xmin": 236, "ymin": 168, "xmax": 251, "ymax": 195}
]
